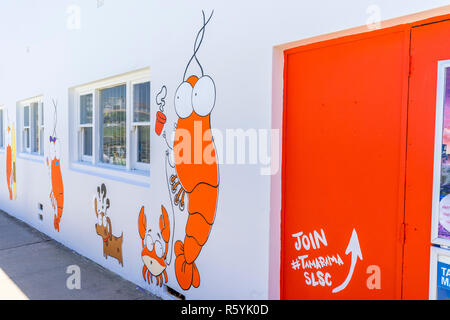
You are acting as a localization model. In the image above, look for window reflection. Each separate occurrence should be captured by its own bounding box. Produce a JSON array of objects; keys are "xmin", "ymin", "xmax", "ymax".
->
[{"xmin": 100, "ymin": 85, "xmax": 126, "ymax": 166}]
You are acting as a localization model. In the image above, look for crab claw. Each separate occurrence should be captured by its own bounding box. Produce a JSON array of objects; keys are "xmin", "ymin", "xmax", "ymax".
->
[
  {"xmin": 138, "ymin": 206, "xmax": 147, "ymax": 240},
  {"xmin": 160, "ymin": 205, "xmax": 170, "ymax": 243}
]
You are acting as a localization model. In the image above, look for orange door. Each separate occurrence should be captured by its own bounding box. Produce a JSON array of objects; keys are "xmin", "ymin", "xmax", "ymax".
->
[
  {"xmin": 403, "ymin": 19, "xmax": 450, "ymax": 300},
  {"xmin": 281, "ymin": 27, "xmax": 410, "ymax": 299}
]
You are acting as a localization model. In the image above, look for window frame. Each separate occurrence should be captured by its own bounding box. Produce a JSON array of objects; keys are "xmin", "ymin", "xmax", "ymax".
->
[
  {"xmin": 131, "ymin": 78, "xmax": 151, "ymax": 172},
  {"xmin": 432, "ymin": 60, "xmax": 450, "ymax": 248},
  {"xmin": 18, "ymin": 96, "xmax": 44, "ymax": 158},
  {"xmin": 39, "ymin": 102, "xmax": 44, "ymax": 157},
  {"xmin": 98, "ymin": 81, "xmax": 128, "ymax": 168},
  {"xmin": 77, "ymin": 90, "xmax": 95, "ymax": 163},
  {"xmin": 429, "ymin": 246, "xmax": 450, "ymax": 300},
  {"xmin": 23, "ymin": 105, "xmax": 31, "ymax": 153},
  {"xmin": 0, "ymin": 105, "xmax": 4, "ymax": 150},
  {"xmin": 72, "ymin": 69, "xmax": 151, "ymax": 180}
]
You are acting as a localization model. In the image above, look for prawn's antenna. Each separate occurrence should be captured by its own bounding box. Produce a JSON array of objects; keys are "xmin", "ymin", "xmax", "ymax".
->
[
  {"xmin": 52, "ymin": 99, "xmax": 58, "ymax": 138},
  {"xmin": 183, "ymin": 10, "xmax": 214, "ymax": 81}
]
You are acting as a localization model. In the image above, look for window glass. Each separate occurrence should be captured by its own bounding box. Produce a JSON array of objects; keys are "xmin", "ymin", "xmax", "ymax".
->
[
  {"xmin": 24, "ymin": 128, "xmax": 30, "ymax": 149},
  {"xmin": 83, "ymin": 127, "xmax": 93, "ymax": 157},
  {"xmin": 439, "ymin": 67, "xmax": 450, "ymax": 241},
  {"xmin": 100, "ymin": 85, "xmax": 126, "ymax": 166},
  {"xmin": 23, "ymin": 106, "xmax": 30, "ymax": 127},
  {"xmin": 80, "ymin": 94, "xmax": 93, "ymax": 125},
  {"xmin": 133, "ymin": 82, "xmax": 150, "ymax": 122},
  {"xmin": 137, "ymin": 125, "xmax": 150, "ymax": 164},
  {"xmin": 40, "ymin": 103, "xmax": 44, "ymax": 126},
  {"xmin": 31, "ymin": 103, "xmax": 39, "ymax": 153}
]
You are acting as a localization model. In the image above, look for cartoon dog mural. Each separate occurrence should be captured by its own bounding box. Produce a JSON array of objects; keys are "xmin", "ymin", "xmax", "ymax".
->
[
  {"xmin": 47, "ymin": 100, "xmax": 64, "ymax": 231},
  {"xmin": 94, "ymin": 184, "xmax": 124, "ymax": 266},
  {"xmin": 138, "ymin": 205, "xmax": 171, "ymax": 287},
  {"xmin": 166, "ymin": 10, "xmax": 220, "ymax": 290}
]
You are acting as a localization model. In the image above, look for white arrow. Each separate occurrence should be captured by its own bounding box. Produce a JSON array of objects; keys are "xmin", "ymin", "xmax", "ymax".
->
[{"xmin": 332, "ymin": 229, "xmax": 363, "ymax": 294}]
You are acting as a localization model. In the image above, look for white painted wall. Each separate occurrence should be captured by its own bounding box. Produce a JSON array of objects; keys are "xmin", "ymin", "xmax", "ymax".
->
[{"xmin": 0, "ymin": 0, "xmax": 449, "ymax": 300}]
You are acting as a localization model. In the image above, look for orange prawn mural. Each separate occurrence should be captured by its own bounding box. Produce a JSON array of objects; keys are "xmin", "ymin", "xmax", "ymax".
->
[
  {"xmin": 138, "ymin": 205, "xmax": 171, "ymax": 286},
  {"xmin": 5, "ymin": 126, "xmax": 13, "ymax": 200},
  {"xmin": 5, "ymin": 111, "xmax": 16, "ymax": 201},
  {"xmin": 169, "ymin": 10, "xmax": 219, "ymax": 290},
  {"xmin": 47, "ymin": 100, "xmax": 64, "ymax": 232}
]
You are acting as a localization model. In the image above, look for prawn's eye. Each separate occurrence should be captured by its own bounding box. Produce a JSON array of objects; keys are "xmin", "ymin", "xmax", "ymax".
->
[
  {"xmin": 174, "ymin": 82, "xmax": 193, "ymax": 119},
  {"xmin": 192, "ymin": 75, "xmax": 216, "ymax": 117}
]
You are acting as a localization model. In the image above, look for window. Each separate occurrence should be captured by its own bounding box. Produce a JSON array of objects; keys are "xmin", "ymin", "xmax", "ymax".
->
[
  {"xmin": 19, "ymin": 97, "xmax": 44, "ymax": 156},
  {"xmin": 0, "ymin": 106, "xmax": 4, "ymax": 149},
  {"xmin": 72, "ymin": 69, "xmax": 150, "ymax": 176},
  {"xmin": 100, "ymin": 84, "xmax": 127, "ymax": 166},
  {"xmin": 80, "ymin": 93, "xmax": 93, "ymax": 160},
  {"xmin": 132, "ymin": 81, "xmax": 150, "ymax": 170},
  {"xmin": 23, "ymin": 105, "xmax": 30, "ymax": 151},
  {"xmin": 39, "ymin": 102, "xmax": 44, "ymax": 155},
  {"xmin": 433, "ymin": 61, "xmax": 450, "ymax": 247}
]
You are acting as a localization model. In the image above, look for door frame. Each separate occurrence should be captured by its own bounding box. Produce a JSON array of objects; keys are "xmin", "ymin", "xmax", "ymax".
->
[
  {"xmin": 280, "ymin": 24, "xmax": 410, "ymax": 300},
  {"xmin": 276, "ymin": 8, "xmax": 450, "ymax": 300}
]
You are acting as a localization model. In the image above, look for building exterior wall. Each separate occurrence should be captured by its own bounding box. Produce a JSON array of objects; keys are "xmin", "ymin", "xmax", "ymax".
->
[{"xmin": 0, "ymin": 0, "xmax": 449, "ymax": 300}]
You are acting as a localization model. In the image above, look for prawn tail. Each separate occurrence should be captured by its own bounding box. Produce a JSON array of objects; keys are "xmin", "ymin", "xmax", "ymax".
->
[
  {"xmin": 7, "ymin": 181, "xmax": 12, "ymax": 200},
  {"xmin": 54, "ymin": 214, "xmax": 60, "ymax": 232},
  {"xmin": 54, "ymin": 193, "xmax": 64, "ymax": 231},
  {"xmin": 6, "ymin": 147, "xmax": 12, "ymax": 200},
  {"xmin": 174, "ymin": 183, "xmax": 218, "ymax": 290},
  {"xmin": 174, "ymin": 241, "xmax": 200, "ymax": 290}
]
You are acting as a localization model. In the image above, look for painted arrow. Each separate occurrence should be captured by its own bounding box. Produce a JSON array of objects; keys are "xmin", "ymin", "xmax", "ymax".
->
[{"xmin": 332, "ymin": 229, "xmax": 363, "ymax": 294}]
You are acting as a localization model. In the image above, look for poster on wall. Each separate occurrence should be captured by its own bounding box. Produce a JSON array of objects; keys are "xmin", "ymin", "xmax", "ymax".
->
[
  {"xmin": 436, "ymin": 254, "xmax": 450, "ymax": 300},
  {"xmin": 438, "ymin": 66, "xmax": 450, "ymax": 241}
]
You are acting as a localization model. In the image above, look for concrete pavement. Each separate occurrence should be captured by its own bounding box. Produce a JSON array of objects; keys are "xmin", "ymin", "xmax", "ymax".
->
[{"xmin": 0, "ymin": 210, "xmax": 159, "ymax": 300}]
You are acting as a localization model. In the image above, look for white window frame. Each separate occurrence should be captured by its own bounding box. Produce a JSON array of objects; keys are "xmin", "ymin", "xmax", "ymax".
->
[
  {"xmin": 77, "ymin": 90, "xmax": 95, "ymax": 163},
  {"xmin": 71, "ymin": 68, "xmax": 151, "ymax": 184},
  {"xmin": 0, "ymin": 105, "xmax": 4, "ymax": 150},
  {"xmin": 18, "ymin": 96, "xmax": 44, "ymax": 158},
  {"xmin": 39, "ymin": 102, "xmax": 44, "ymax": 157},
  {"xmin": 131, "ymin": 78, "xmax": 151, "ymax": 172},
  {"xmin": 429, "ymin": 246, "xmax": 450, "ymax": 300},
  {"xmin": 432, "ymin": 60, "xmax": 450, "ymax": 248},
  {"xmin": 23, "ymin": 105, "xmax": 30, "ymax": 153}
]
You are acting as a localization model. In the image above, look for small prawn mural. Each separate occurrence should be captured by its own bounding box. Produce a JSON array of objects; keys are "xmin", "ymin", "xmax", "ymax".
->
[
  {"xmin": 47, "ymin": 100, "xmax": 64, "ymax": 231},
  {"xmin": 5, "ymin": 111, "xmax": 16, "ymax": 201},
  {"xmin": 138, "ymin": 205, "xmax": 171, "ymax": 287},
  {"xmin": 94, "ymin": 183, "xmax": 124, "ymax": 266},
  {"xmin": 168, "ymin": 10, "xmax": 219, "ymax": 290}
]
